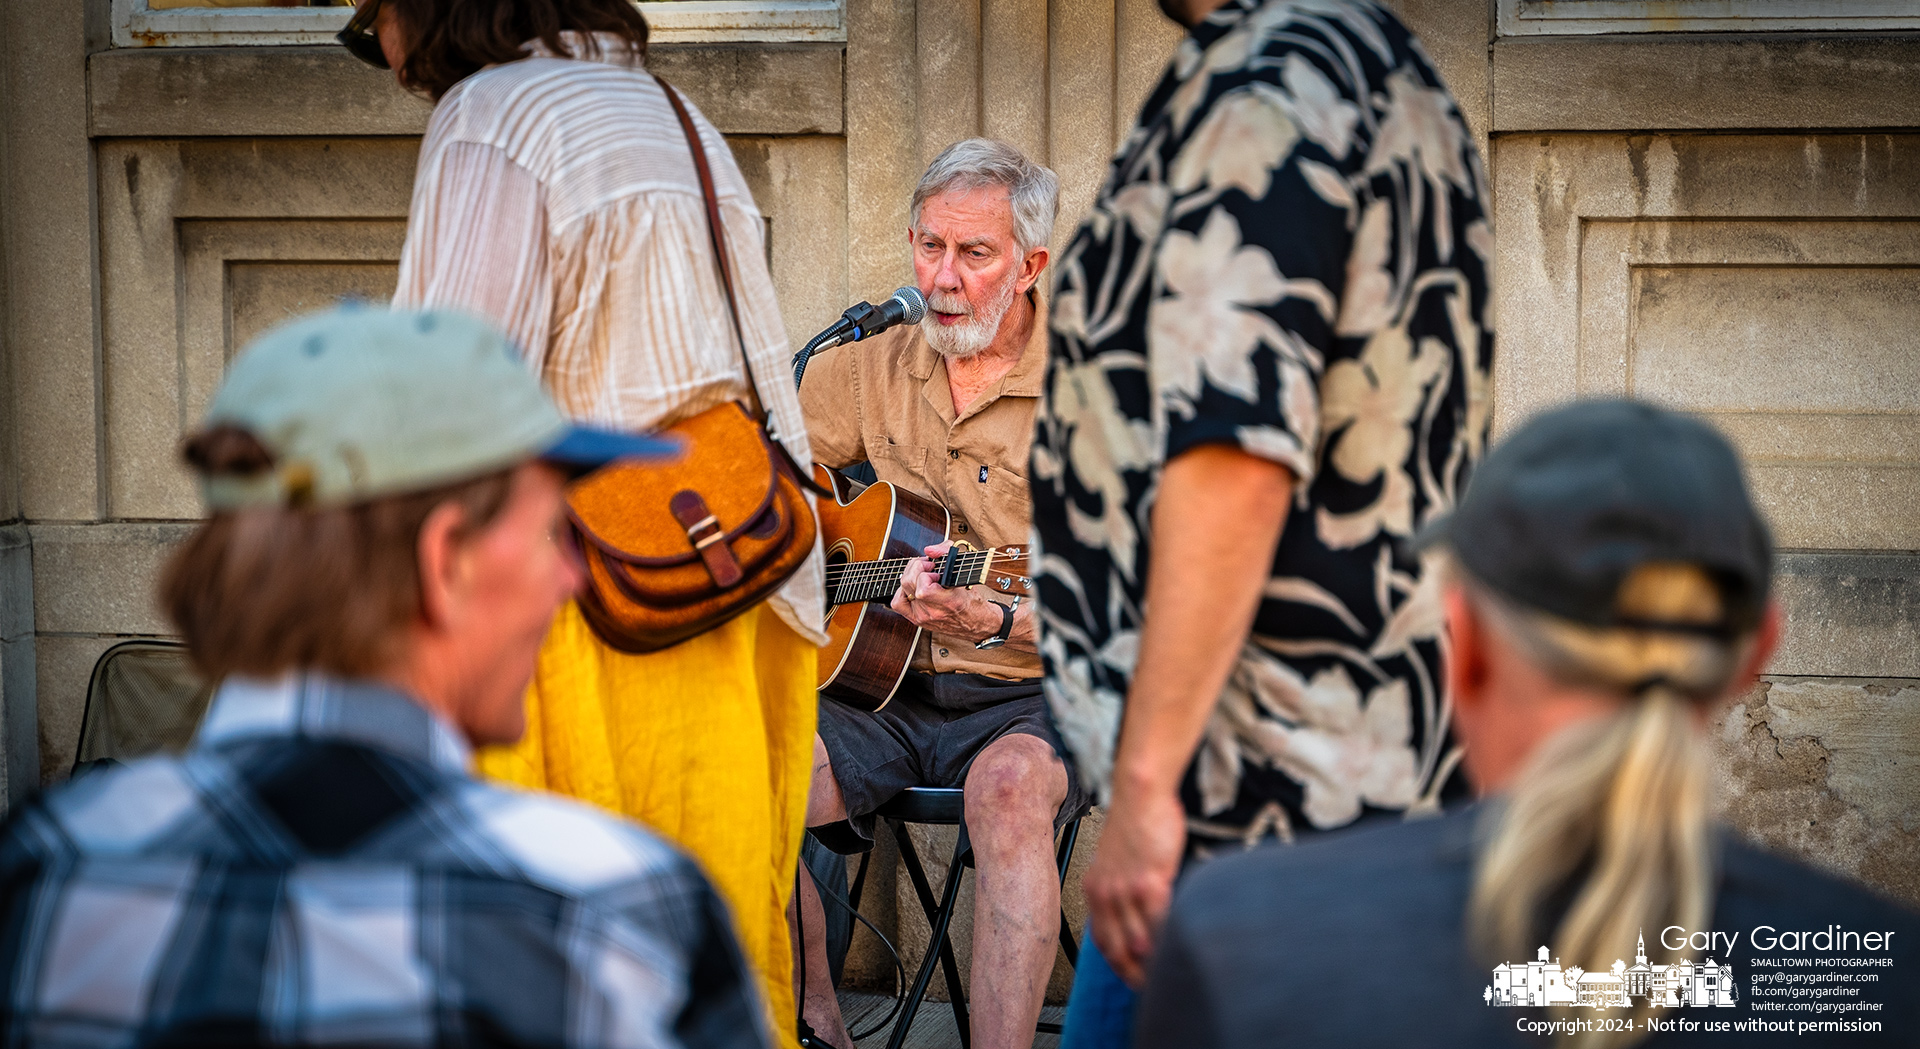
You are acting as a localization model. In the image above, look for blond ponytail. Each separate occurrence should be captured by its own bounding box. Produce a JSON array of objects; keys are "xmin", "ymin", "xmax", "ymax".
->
[
  {"xmin": 1463, "ymin": 563, "xmax": 1748, "ymax": 1049},
  {"xmin": 1472, "ymin": 693, "xmax": 1712, "ymax": 1047}
]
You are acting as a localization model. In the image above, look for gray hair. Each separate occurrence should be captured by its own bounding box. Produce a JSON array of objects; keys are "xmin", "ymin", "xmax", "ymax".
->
[{"xmin": 909, "ymin": 138, "xmax": 1060, "ymax": 255}]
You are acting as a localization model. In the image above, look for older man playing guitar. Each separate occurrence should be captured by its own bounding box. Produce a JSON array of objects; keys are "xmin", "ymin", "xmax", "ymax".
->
[{"xmin": 793, "ymin": 138, "xmax": 1083, "ymax": 1049}]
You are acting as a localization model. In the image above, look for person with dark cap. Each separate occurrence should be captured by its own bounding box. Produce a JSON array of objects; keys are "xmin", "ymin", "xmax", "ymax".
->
[
  {"xmin": 1135, "ymin": 399, "xmax": 1918, "ymax": 1047},
  {"xmin": 0, "ymin": 307, "xmax": 770, "ymax": 1048}
]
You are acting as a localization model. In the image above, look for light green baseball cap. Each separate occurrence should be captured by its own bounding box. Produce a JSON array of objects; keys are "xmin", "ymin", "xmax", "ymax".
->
[{"xmin": 198, "ymin": 304, "xmax": 677, "ymax": 510}]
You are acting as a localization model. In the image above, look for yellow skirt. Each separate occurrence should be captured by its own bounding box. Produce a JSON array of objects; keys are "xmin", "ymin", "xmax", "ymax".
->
[{"xmin": 477, "ymin": 601, "xmax": 816, "ymax": 1044}]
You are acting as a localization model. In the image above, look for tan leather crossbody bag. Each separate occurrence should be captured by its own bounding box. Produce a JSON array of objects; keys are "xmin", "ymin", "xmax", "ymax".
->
[{"xmin": 567, "ymin": 77, "xmax": 817, "ymax": 653}]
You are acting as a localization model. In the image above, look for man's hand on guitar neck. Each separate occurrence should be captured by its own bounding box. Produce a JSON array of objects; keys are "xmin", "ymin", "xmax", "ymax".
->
[{"xmin": 890, "ymin": 542, "xmax": 1037, "ymax": 655}]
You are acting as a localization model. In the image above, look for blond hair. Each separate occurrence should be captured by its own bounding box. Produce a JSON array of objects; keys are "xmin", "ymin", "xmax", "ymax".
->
[{"xmin": 1463, "ymin": 561, "xmax": 1754, "ymax": 1048}]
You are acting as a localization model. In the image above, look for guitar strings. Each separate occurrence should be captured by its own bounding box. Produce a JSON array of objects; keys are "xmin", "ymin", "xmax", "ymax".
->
[
  {"xmin": 823, "ymin": 549, "xmax": 1026, "ymax": 603},
  {"xmin": 822, "ymin": 558, "xmax": 1013, "ymax": 589},
  {"xmin": 820, "ymin": 550, "xmax": 1016, "ymax": 584}
]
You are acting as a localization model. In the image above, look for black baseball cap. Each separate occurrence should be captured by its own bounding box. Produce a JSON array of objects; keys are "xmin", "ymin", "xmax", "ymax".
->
[{"xmin": 1416, "ymin": 399, "xmax": 1772, "ymax": 635}]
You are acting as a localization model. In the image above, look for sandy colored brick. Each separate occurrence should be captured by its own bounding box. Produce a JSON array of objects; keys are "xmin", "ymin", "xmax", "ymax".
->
[
  {"xmin": 727, "ymin": 136, "xmax": 851, "ymax": 353},
  {"xmin": 30, "ymin": 524, "xmax": 192, "ymax": 637},
  {"xmin": 7, "ymin": 0, "xmax": 99, "ymax": 521}
]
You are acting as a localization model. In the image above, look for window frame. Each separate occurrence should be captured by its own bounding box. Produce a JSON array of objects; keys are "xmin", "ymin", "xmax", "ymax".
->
[
  {"xmin": 1498, "ymin": 0, "xmax": 1920, "ymax": 36},
  {"xmin": 110, "ymin": 0, "xmax": 845, "ymax": 48}
]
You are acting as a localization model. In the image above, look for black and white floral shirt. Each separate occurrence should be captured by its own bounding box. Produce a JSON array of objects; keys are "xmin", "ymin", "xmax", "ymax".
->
[{"xmin": 1031, "ymin": 0, "xmax": 1492, "ymax": 851}]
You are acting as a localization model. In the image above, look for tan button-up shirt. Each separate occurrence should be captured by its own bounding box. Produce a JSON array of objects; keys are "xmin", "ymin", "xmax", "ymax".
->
[{"xmin": 800, "ymin": 292, "xmax": 1047, "ymax": 680}]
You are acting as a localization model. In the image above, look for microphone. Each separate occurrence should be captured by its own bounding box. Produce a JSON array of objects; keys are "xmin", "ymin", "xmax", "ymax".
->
[
  {"xmin": 793, "ymin": 287, "xmax": 927, "ymax": 388},
  {"xmin": 841, "ymin": 286, "xmax": 927, "ymax": 343}
]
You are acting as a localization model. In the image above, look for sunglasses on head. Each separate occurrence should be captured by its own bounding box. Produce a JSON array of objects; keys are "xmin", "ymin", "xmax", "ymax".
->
[{"xmin": 338, "ymin": 0, "xmax": 390, "ymax": 70}]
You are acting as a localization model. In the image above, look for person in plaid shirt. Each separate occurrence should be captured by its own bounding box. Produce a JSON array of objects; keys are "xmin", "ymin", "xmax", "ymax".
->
[{"xmin": 0, "ymin": 308, "xmax": 763, "ymax": 1048}]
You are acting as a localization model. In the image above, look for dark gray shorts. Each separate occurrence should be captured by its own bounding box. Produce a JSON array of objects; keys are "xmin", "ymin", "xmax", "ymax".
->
[{"xmin": 813, "ymin": 671, "xmax": 1090, "ymax": 851}]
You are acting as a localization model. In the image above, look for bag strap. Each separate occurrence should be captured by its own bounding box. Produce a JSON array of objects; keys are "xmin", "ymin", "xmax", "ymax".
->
[{"xmin": 657, "ymin": 75, "xmax": 768, "ymax": 425}]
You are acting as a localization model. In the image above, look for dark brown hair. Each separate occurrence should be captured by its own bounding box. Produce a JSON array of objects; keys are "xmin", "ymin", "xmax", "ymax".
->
[
  {"xmin": 387, "ymin": 0, "xmax": 650, "ymax": 101},
  {"xmin": 164, "ymin": 426, "xmax": 513, "ymax": 680}
]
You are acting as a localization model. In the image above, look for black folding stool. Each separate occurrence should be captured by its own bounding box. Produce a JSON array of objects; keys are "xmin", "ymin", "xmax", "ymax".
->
[{"xmin": 846, "ymin": 785, "xmax": 1083, "ymax": 1049}]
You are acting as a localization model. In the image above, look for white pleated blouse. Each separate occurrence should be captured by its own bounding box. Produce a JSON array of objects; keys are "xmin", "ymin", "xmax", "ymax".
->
[{"xmin": 394, "ymin": 32, "xmax": 826, "ymax": 644}]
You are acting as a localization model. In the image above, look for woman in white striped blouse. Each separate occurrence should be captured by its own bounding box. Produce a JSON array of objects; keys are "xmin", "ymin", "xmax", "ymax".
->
[{"xmin": 348, "ymin": 0, "xmax": 826, "ymax": 1038}]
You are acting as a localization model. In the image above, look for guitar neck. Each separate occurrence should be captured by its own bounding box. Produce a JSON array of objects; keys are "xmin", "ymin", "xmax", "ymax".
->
[{"xmin": 824, "ymin": 549, "xmax": 1016, "ymax": 607}]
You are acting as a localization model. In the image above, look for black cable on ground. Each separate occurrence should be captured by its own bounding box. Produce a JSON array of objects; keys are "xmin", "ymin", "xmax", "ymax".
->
[{"xmin": 795, "ymin": 856, "xmax": 908, "ymax": 1046}]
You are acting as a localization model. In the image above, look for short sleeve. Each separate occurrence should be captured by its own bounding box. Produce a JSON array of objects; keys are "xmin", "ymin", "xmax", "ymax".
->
[
  {"xmin": 796, "ymin": 343, "xmax": 864, "ymax": 469},
  {"xmin": 1148, "ymin": 77, "xmax": 1359, "ymax": 489}
]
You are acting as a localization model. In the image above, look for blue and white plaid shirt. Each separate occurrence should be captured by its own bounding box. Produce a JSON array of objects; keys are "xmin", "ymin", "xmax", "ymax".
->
[{"xmin": 0, "ymin": 674, "xmax": 768, "ymax": 1048}]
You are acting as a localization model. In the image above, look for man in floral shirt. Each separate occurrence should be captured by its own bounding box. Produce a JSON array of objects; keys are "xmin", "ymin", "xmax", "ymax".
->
[{"xmin": 1029, "ymin": 0, "xmax": 1491, "ymax": 1038}]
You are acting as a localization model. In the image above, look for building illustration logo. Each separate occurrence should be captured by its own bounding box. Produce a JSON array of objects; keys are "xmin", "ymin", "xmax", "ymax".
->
[{"xmin": 1486, "ymin": 931, "xmax": 1737, "ymax": 1009}]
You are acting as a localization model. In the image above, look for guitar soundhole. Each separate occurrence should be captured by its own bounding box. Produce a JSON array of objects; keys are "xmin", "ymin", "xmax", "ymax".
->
[{"xmin": 823, "ymin": 539, "xmax": 856, "ymax": 626}]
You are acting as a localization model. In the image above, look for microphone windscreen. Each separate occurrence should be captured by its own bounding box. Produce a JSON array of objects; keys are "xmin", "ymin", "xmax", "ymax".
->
[{"xmin": 891, "ymin": 286, "xmax": 927, "ymax": 324}]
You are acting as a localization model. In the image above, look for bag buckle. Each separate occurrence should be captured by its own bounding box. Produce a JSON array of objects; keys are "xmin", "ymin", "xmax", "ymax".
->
[{"xmin": 670, "ymin": 491, "xmax": 744, "ymax": 587}]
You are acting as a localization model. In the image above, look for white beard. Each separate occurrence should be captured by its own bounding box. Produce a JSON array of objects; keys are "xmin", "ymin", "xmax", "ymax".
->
[{"xmin": 920, "ymin": 273, "xmax": 1020, "ymax": 361}]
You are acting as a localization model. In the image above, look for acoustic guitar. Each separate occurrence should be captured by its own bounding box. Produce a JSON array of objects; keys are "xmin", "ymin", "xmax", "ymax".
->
[{"xmin": 813, "ymin": 464, "xmax": 1031, "ymax": 711}]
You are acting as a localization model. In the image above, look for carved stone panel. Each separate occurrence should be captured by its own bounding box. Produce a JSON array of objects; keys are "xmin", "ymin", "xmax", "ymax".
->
[
  {"xmin": 1495, "ymin": 131, "xmax": 1920, "ymax": 910},
  {"xmin": 177, "ymin": 220, "xmax": 406, "ymax": 441},
  {"xmin": 1577, "ymin": 218, "xmax": 1920, "ymax": 551},
  {"xmin": 1493, "ymin": 134, "xmax": 1920, "ymax": 552},
  {"xmin": 96, "ymin": 138, "xmax": 416, "ymax": 522}
]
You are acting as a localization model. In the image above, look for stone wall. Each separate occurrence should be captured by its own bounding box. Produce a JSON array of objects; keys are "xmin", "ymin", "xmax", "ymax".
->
[
  {"xmin": 1718, "ymin": 679, "xmax": 1920, "ymax": 907},
  {"xmin": 0, "ymin": 0, "xmax": 28, "ymax": 807},
  {"xmin": 1, "ymin": 0, "xmax": 1916, "ymax": 1010}
]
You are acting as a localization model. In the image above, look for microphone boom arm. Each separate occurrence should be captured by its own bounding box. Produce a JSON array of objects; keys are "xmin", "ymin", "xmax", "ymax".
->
[
  {"xmin": 792, "ymin": 325, "xmax": 846, "ymax": 389},
  {"xmin": 791, "ymin": 287, "xmax": 925, "ymax": 391}
]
